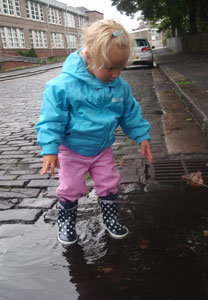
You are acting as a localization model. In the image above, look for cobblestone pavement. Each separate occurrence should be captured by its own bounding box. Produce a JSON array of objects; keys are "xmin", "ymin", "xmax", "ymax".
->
[
  {"xmin": 1, "ymin": 65, "xmax": 208, "ymax": 300},
  {"xmin": 0, "ymin": 66, "xmax": 165, "ymax": 225},
  {"xmin": 0, "ymin": 69, "xmax": 60, "ymax": 224}
]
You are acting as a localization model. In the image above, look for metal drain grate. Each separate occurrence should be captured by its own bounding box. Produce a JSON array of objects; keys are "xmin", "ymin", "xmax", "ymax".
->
[{"xmin": 146, "ymin": 159, "xmax": 208, "ymax": 184}]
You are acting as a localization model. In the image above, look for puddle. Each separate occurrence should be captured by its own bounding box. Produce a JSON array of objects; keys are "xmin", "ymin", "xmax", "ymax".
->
[{"xmin": 1, "ymin": 187, "xmax": 208, "ymax": 300}]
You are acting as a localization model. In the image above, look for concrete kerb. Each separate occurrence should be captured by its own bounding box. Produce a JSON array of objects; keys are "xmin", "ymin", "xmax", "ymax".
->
[{"xmin": 156, "ymin": 64, "xmax": 208, "ymax": 140}]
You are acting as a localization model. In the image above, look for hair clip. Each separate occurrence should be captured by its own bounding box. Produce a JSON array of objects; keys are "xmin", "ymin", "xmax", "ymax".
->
[{"xmin": 112, "ymin": 30, "xmax": 123, "ymax": 37}]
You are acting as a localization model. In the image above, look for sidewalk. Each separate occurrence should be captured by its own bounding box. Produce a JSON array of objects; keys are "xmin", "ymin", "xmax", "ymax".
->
[{"xmin": 153, "ymin": 47, "xmax": 208, "ymax": 139}]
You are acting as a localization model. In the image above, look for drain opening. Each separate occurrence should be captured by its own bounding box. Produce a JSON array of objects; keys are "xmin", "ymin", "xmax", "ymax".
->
[{"xmin": 146, "ymin": 159, "xmax": 208, "ymax": 184}]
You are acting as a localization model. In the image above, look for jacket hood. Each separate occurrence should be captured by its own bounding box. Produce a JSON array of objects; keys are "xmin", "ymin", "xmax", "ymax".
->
[{"xmin": 61, "ymin": 50, "xmax": 120, "ymax": 88}]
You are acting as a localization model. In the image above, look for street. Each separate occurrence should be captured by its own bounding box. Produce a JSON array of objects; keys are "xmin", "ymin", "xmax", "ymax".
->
[
  {"xmin": 0, "ymin": 65, "xmax": 167, "ymax": 223},
  {"xmin": 1, "ymin": 65, "xmax": 208, "ymax": 300}
]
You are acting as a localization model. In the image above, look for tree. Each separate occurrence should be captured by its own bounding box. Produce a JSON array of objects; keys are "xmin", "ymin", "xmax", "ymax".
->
[
  {"xmin": 111, "ymin": 0, "xmax": 208, "ymax": 36},
  {"xmin": 197, "ymin": 0, "xmax": 208, "ymax": 32}
]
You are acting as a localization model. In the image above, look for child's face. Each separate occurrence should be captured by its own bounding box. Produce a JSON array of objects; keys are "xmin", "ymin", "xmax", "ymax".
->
[{"xmin": 87, "ymin": 45, "xmax": 129, "ymax": 84}]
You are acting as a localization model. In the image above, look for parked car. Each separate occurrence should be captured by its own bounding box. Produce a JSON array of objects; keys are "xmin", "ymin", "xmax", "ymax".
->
[{"xmin": 131, "ymin": 38, "xmax": 154, "ymax": 68}]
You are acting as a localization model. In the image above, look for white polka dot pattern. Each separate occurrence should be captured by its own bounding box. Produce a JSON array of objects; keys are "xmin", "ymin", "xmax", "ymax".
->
[
  {"xmin": 100, "ymin": 199, "xmax": 128, "ymax": 238},
  {"xmin": 57, "ymin": 203, "xmax": 78, "ymax": 245}
]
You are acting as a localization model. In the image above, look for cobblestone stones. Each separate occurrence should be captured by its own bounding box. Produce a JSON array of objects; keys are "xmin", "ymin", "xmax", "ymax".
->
[
  {"xmin": 1, "ymin": 55, "xmax": 208, "ymax": 300},
  {"xmin": 18, "ymin": 174, "xmax": 50, "ymax": 179},
  {"xmin": 0, "ymin": 180, "xmax": 27, "ymax": 187},
  {"xmin": 0, "ymin": 188, "xmax": 41, "ymax": 198},
  {"xmin": 0, "ymin": 200, "xmax": 16, "ymax": 210},
  {"xmin": 0, "ymin": 66, "xmax": 166, "ymax": 225},
  {"xmin": 18, "ymin": 197, "xmax": 57, "ymax": 209},
  {"xmin": 0, "ymin": 208, "xmax": 42, "ymax": 224},
  {"xmin": 27, "ymin": 179, "xmax": 59, "ymax": 187}
]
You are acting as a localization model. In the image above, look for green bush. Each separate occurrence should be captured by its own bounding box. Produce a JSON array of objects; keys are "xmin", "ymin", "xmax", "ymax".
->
[{"xmin": 17, "ymin": 48, "xmax": 37, "ymax": 57}]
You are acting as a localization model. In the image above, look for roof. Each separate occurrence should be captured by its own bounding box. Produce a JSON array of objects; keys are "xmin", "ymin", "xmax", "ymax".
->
[
  {"xmin": 39, "ymin": 0, "xmax": 88, "ymax": 16},
  {"xmin": 84, "ymin": 10, "xmax": 104, "ymax": 15}
]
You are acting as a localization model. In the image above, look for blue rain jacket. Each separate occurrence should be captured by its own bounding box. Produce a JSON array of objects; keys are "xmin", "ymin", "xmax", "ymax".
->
[{"xmin": 36, "ymin": 50, "xmax": 151, "ymax": 156}]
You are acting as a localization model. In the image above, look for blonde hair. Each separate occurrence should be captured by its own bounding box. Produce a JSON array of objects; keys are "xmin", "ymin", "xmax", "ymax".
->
[{"xmin": 81, "ymin": 19, "xmax": 134, "ymax": 70}]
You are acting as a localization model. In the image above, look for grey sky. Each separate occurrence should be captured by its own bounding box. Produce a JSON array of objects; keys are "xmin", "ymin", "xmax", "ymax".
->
[{"xmin": 61, "ymin": 0, "xmax": 141, "ymax": 31}]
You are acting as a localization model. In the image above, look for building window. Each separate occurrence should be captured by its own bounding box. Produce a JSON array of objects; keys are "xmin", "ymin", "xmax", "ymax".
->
[
  {"xmin": 79, "ymin": 35, "xmax": 84, "ymax": 47},
  {"xmin": 148, "ymin": 28, "xmax": 159, "ymax": 36},
  {"xmin": 78, "ymin": 16, "xmax": 86, "ymax": 29},
  {"xmin": 66, "ymin": 34, "xmax": 78, "ymax": 49},
  {"xmin": 48, "ymin": 7, "xmax": 62, "ymax": 25},
  {"xmin": 30, "ymin": 29, "xmax": 47, "ymax": 48},
  {"xmin": 65, "ymin": 12, "xmax": 75, "ymax": 28},
  {"xmin": 51, "ymin": 32, "xmax": 64, "ymax": 48},
  {"xmin": 0, "ymin": 0, "xmax": 21, "ymax": 16},
  {"xmin": 0, "ymin": 26, "xmax": 25, "ymax": 48},
  {"xmin": 25, "ymin": 0, "xmax": 44, "ymax": 21},
  {"xmin": 0, "ymin": 28, "xmax": 6, "ymax": 47}
]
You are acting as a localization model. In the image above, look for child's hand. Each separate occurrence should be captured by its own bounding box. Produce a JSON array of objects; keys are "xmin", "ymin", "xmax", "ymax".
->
[
  {"xmin": 141, "ymin": 140, "xmax": 153, "ymax": 164},
  {"xmin": 41, "ymin": 154, "xmax": 60, "ymax": 176}
]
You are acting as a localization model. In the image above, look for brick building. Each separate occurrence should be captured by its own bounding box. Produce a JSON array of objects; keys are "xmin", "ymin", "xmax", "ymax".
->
[{"xmin": 0, "ymin": 0, "xmax": 103, "ymax": 57}]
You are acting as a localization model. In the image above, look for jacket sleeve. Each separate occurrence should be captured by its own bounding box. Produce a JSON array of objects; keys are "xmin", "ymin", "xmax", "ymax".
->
[
  {"xmin": 119, "ymin": 83, "xmax": 151, "ymax": 144},
  {"xmin": 36, "ymin": 79, "xmax": 69, "ymax": 155}
]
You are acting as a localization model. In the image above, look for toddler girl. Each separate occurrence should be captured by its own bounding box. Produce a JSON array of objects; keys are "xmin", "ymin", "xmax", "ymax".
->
[{"xmin": 36, "ymin": 20, "xmax": 152, "ymax": 246}]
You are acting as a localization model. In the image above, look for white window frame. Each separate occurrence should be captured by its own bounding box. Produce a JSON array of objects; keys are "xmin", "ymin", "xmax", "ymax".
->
[
  {"xmin": 0, "ymin": 0, "xmax": 21, "ymax": 16},
  {"xmin": 66, "ymin": 34, "xmax": 78, "ymax": 49},
  {"xmin": 0, "ymin": 26, "xmax": 25, "ymax": 48},
  {"xmin": 65, "ymin": 12, "xmax": 75, "ymax": 28},
  {"xmin": 79, "ymin": 34, "xmax": 84, "ymax": 47},
  {"xmin": 30, "ymin": 29, "xmax": 47, "ymax": 48},
  {"xmin": 149, "ymin": 28, "xmax": 159, "ymax": 36},
  {"xmin": 25, "ymin": 0, "xmax": 44, "ymax": 22},
  {"xmin": 78, "ymin": 16, "xmax": 86, "ymax": 29},
  {"xmin": 51, "ymin": 32, "xmax": 64, "ymax": 48},
  {"xmin": 48, "ymin": 7, "xmax": 62, "ymax": 25}
]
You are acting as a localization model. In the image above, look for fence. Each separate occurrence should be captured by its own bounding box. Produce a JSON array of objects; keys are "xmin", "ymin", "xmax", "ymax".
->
[{"xmin": 167, "ymin": 32, "xmax": 208, "ymax": 53}]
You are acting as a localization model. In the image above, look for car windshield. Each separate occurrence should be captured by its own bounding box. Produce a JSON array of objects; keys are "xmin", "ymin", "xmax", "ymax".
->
[{"xmin": 135, "ymin": 39, "xmax": 148, "ymax": 47}]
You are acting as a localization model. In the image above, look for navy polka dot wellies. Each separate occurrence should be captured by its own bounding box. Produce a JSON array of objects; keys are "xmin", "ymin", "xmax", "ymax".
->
[
  {"xmin": 99, "ymin": 194, "xmax": 128, "ymax": 239},
  {"xmin": 57, "ymin": 200, "xmax": 78, "ymax": 246}
]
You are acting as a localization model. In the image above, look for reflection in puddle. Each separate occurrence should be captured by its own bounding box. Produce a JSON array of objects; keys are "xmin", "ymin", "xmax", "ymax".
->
[
  {"xmin": 77, "ymin": 216, "xmax": 107, "ymax": 264},
  {"xmin": 76, "ymin": 190, "xmax": 107, "ymax": 264},
  {"xmin": 1, "ymin": 187, "xmax": 208, "ymax": 299}
]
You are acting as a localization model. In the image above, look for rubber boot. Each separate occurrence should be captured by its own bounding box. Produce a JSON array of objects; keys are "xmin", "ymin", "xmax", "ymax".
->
[
  {"xmin": 57, "ymin": 199, "xmax": 78, "ymax": 246},
  {"xmin": 99, "ymin": 193, "xmax": 128, "ymax": 239}
]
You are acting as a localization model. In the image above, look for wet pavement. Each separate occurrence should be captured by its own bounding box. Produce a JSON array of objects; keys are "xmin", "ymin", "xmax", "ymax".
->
[
  {"xmin": 153, "ymin": 48, "xmax": 208, "ymax": 92},
  {"xmin": 0, "ymin": 54, "xmax": 208, "ymax": 300},
  {"xmin": 0, "ymin": 65, "xmax": 166, "ymax": 225},
  {"xmin": 2, "ymin": 187, "xmax": 208, "ymax": 300},
  {"xmin": 153, "ymin": 48, "xmax": 208, "ymax": 138}
]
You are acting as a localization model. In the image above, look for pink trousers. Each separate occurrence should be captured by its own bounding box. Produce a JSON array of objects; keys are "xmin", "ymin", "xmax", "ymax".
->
[{"xmin": 56, "ymin": 145, "xmax": 121, "ymax": 202}]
